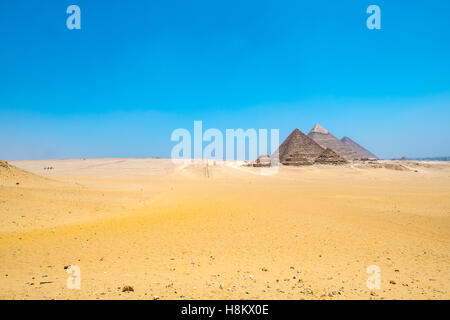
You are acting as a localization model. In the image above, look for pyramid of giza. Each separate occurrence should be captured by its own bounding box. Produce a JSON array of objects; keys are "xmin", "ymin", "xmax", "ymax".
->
[
  {"xmin": 314, "ymin": 148, "xmax": 348, "ymax": 165},
  {"xmin": 307, "ymin": 124, "xmax": 360, "ymax": 160},
  {"xmin": 273, "ymin": 129, "xmax": 324, "ymax": 166},
  {"xmin": 341, "ymin": 136, "xmax": 378, "ymax": 160}
]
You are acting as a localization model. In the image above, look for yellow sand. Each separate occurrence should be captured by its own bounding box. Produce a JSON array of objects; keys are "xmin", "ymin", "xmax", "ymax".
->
[{"xmin": 0, "ymin": 158, "xmax": 449, "ymax": 300}]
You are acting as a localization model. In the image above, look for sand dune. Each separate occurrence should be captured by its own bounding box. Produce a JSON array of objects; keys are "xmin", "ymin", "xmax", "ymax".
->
[
  {"xmin": 0, "ymin": 160, "xmax": 52, "ymax": 187},
  {"xmin": 0, "ymin": 159, "xmax": 449, "ymax": 299}
]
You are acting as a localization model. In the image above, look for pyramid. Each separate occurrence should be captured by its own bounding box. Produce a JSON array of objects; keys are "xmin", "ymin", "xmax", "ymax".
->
[
  {"xmin": 341, "ymin": 136, "xmax": 378, "ymax": 160},
  {"xmin": 273, "ymin": 129, "xmax": 324, "ymax": 166},
  {"xmin": 314, "ymin": 148, "xmax": 348, "ymax": 165},
  {"xmin": 252, "ymin": 154, "xmax": 271, "ymax": 167},
  {"xmin": 307, "ymin": 124, "xmax": 360, "ymax": 160}
]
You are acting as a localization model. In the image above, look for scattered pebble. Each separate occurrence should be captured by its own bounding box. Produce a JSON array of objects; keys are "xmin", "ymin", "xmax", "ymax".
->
[{"xmin": 122, "ymin": 286, "xmax": 134, "ymax": 292}]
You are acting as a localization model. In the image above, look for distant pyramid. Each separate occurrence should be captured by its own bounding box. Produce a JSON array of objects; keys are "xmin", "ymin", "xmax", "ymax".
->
[
  {"xmin": 273, "ymin": 129, "xmax": 324, "ymax": 166},
  {"xmin": 314, "ymin": 148, "xmax": 348, "ymax": 165},
  {"xmin": 341, "ymin": 136, "xmax": 378, "ymax": 160},
  {"xmin": 307, "ymin": 124, "xmax": 360, "ymax": 160}
]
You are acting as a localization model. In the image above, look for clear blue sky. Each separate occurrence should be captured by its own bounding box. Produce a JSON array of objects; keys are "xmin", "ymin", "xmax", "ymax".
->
[{"xmin": 1, "ymin": 0, "xmax": 449, "ymax": 160}]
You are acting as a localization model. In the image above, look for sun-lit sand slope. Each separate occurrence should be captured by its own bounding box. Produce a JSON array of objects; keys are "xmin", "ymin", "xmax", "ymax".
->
[{"xmin": 1, "ymin": 158, "xmax": 449, "ymax": 299}]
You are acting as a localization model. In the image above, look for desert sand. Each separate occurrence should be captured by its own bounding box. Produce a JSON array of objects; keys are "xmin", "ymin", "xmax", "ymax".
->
[{"xmin": 0, "ymin": 158, "xmax": 449, "ymax": 299}]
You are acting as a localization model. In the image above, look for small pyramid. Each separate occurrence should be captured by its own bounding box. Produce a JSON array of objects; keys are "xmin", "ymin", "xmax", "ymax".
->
[
  {"xmin": 273, "ymin": 129, "xmax": 324, "ymax": 166},
  {"xmin": 307, "ymin": 124, "xmax": 360, "ymax": 160},
  {"xmin": 314, "ymin": 148, "xmax": 348, "ymax": 165},
  {"xmin": 341, "ymin": 136, "xmax": 378, "ymax": 160},
  {"xmin": 252, "ymin": 154, "xmax": 271, "ymax": 167}
]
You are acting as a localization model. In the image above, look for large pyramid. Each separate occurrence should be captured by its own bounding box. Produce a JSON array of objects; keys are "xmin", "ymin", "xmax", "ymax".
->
[
  {"xmin": 307, "ymin": 124, "xmax": 360, "ymax": 160},
  {"xmin": 341, "ymin": 136, "xmax": 378, "ymax": 160},
  {"xmin": 273, "ymin": 129, "xmax": 324, "ymax": 166},
  {"xmin": 314, "ymin": 148, "xmax": 348, "ymax": 165}
]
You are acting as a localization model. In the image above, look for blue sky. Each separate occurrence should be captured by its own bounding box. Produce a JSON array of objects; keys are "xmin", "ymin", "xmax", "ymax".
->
[{"xmin": 0, "ymin": 0, "xmax": 449, "ymax": 160}]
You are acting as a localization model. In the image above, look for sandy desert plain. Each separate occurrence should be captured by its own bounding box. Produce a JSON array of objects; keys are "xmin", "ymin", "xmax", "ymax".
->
[{"xmin": 0, "ymin": 158, "xmax": 449, "ymax": 300}]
